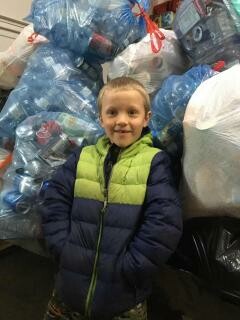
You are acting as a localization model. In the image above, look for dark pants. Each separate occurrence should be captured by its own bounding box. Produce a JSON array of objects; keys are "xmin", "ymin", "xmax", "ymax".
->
[{"xmin": 43, "ymin": 290, "xmax": 147, "ymax": 320}]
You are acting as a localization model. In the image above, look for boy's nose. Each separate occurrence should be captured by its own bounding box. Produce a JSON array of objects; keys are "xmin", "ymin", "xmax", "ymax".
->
[{"xmin": 116, "ymin": 113, "xmax": 128, "ymax": 125}]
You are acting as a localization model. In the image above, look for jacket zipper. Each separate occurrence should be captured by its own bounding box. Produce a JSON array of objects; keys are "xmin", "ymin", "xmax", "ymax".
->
[
  {"xmin": 84, "ymin": 161, "xmax": 114, "ymax": 318},
  {"xmin": 84, "ymin": 193, "xmax": 108, "ymax": 318}
]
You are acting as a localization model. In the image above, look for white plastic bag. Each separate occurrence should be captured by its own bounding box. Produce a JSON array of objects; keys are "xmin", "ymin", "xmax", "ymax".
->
[
  {"xmin": 0, "ymin": 24, "xmax": 48, "ymax": 90},
  {"xmin": 108, "ymin": 29, "xmax": 190, "ymax": 93},
  {"xmin": 182, "ymin": 64, "xmax": 240, "ymax": 218}
]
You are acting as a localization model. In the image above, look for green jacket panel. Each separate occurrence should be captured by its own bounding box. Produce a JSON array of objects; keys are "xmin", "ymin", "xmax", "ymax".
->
[{"xmin": 74, "ymin": 134, "xmax": 160, "ymax": 205}]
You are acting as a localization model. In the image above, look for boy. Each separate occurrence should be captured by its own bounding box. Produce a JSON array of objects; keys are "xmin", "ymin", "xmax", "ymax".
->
[{"xmin": 40, "ymin": 77, "xmax": 182, "ymax": 320}]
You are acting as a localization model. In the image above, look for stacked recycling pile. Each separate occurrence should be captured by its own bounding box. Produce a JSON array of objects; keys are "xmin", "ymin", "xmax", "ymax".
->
[
  {"xmin": 109, "ymin": 0, "xmax": 240, "ymax": 157},
  {"xmin": 0, "ymin": 0, "xmax": 151, "ymax": 238},
  {"xmin": 0, "ymin": 0, "xmax": 239, "ymax": 238},
  {"xmin": 108, "ymin": 0, "xmax": 240, "ymax": 217}
]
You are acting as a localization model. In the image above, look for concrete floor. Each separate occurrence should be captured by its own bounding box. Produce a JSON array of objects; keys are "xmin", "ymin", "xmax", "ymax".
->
[{"xmin": 0, "ymin": 244, "xmax": 56, "ymax": 320}]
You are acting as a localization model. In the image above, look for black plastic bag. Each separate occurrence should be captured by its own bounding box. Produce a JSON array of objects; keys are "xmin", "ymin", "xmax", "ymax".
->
[{"xmin": 171, "ymin": 216, "xmax": 240, "ymax": 304}]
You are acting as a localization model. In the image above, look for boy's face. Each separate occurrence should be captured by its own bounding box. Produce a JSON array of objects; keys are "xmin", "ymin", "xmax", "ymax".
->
[{"xmin": 100, "ymin": 89, "xmax": 151, "ymax": 148}]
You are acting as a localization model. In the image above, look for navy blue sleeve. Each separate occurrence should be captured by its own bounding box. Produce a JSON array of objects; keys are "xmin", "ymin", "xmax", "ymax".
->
[
  {"xmin": 39, "ymin": 148, "xmax": 81, "ymax": 258},
  {"xmin": 123, "ymin": 151, "xmax": 182, "ymax": 287}
]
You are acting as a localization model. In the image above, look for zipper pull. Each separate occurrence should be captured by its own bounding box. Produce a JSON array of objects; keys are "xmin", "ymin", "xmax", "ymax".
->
[
  {"xmin": 100, "ymin": 189, "xmax": 108, "ymax": 215},
  {"xmin": 103, "ymin": 199, "xmax": 107, "ymax": 210}
]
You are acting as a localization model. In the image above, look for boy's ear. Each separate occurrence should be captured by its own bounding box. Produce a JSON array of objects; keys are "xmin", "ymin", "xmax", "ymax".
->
[
  {"xmin": 143, "ymin": 111, "xmax": 151, "ymax": 127},
  {"xmin": 99, "ymin": 115, "xmax": 104, "ymax": 128}
]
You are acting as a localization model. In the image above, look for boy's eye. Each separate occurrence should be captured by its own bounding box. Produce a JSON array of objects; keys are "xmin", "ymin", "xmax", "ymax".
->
[
  {"xmin": 106, "ymin": 109, "xmax": 117, "ymax": 116},
  {"xmin": 128, "ymin": 109, "xmax": 138, "ymax": 116}
]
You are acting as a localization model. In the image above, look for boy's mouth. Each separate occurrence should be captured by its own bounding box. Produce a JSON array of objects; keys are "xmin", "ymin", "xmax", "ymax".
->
[{"xmin": 114, "ymin": 130, "xmax": 131, "ymax": 134}]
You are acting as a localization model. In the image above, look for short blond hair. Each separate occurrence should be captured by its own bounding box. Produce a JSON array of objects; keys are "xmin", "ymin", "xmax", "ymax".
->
[{"xmin": 97, "ymin": 77, "xmax": 150, "ymax": 114}]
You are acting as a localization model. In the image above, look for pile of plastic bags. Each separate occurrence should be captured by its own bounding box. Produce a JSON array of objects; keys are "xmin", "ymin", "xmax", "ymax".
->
[
  {"xmin": 0, "ymin": 0, "xmax": 240, "ymax": 238},
  {"xmin": 0, "ymin": 0, "xmax": 152, "ymax": 238}
]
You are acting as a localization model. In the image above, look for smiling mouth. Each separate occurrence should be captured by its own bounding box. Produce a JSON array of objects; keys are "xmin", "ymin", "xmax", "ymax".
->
[{"xmin": 114, "ymin": 130, "xmax": 131, "ymax": 134}]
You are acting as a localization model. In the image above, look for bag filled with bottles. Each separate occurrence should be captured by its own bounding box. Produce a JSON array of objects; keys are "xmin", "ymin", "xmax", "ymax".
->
[
  {"xmin": 0, "ymin": 42, "xmax": 103, "ymax": 137},
  {"xmin": 0, "ymin": 111, "xmax": 102, "ymax": 239},
  {"xmin": 150, "ymin": 64, "xmax": 215, "ymax": 158},
  {"xmin": 173, "ymin": 0, "xmax": 240, "ymax": 67},
  {"xmin": 26, "ymin": 0, "xmax": 150, "ymax": 63}
]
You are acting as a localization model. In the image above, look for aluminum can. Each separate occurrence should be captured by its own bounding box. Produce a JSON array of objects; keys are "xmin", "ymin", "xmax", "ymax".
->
[
  {"xmin": 16, "ymin": 124, "xmax": 35, "ymax": 141},
  {"xmin": 49, "ymin": 133, "xmax": 72, "ymax": 155},
  {"xmin": 36, "ymin": 128, "xmax": 51, "ymax": 145},
  {"xmin": 14, "ymin": 170, "xmax": 42, "ymax": 197},
  {"xmin": 3, "ymin": 191, "xmax": 31, "ymax": 215},
  {"xmin": 24, "ymin": 160, "xmax": 44, "ymax": 177}
]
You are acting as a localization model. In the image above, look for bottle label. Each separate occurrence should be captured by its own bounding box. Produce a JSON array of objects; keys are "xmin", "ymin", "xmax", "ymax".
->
[
  {"xmin": 178, "ymin": 2, "xmax": 201, "ymax": 35},
  {"xmin": 89, "ymin": 32, "xmax": 113, "ymax": 56}
]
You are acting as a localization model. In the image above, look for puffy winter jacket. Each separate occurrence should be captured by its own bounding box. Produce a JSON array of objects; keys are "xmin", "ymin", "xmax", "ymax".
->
[{"xmin": 40, "ymin": 133, "xmax": 182, "ymax": 319}]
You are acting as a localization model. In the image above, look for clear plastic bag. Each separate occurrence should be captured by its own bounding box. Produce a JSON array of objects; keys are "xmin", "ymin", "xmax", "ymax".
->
[
  {"xmin": 108, "ymin": 29, "xmax": 190, "ymax": 94},
  {"xmin": 0, "ymin": 43, "xmax": 103, "ymax": 137},
  {"xmin": 173, "ymin": 0, "xmax": 240, "ymax": 66},
  {"xmin": 182, "ymin": 64, "xmax": 240, "ymax": 218},
  {"xmin": 150, "ymin": 65, "xmax": 215, "ymax": 158},
  {"xmin": 0, "ymin": 111, "xmax": 102, "ymax": 239},
  {"xmin": 0, "ymin": 24, "xmax": 48, "ymax": 90},
  {"xmin": 26, "ymin": 0, "xmax": 149, "ymax": 63}
]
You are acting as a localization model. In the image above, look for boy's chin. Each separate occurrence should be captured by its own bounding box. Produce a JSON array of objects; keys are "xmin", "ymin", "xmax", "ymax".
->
[
  {"xmin": 111, "ymin": 138, "xmax": 138, "ymax": 148},
  {"xmin": 115, "ymin": 143, "xmax": 131, "ymax": 148}
]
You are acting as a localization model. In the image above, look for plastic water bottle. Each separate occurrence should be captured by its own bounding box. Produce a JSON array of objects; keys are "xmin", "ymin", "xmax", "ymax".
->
[{"xmin": 150, "ymin": 65, "xmax": 215, "ymax": 155}]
